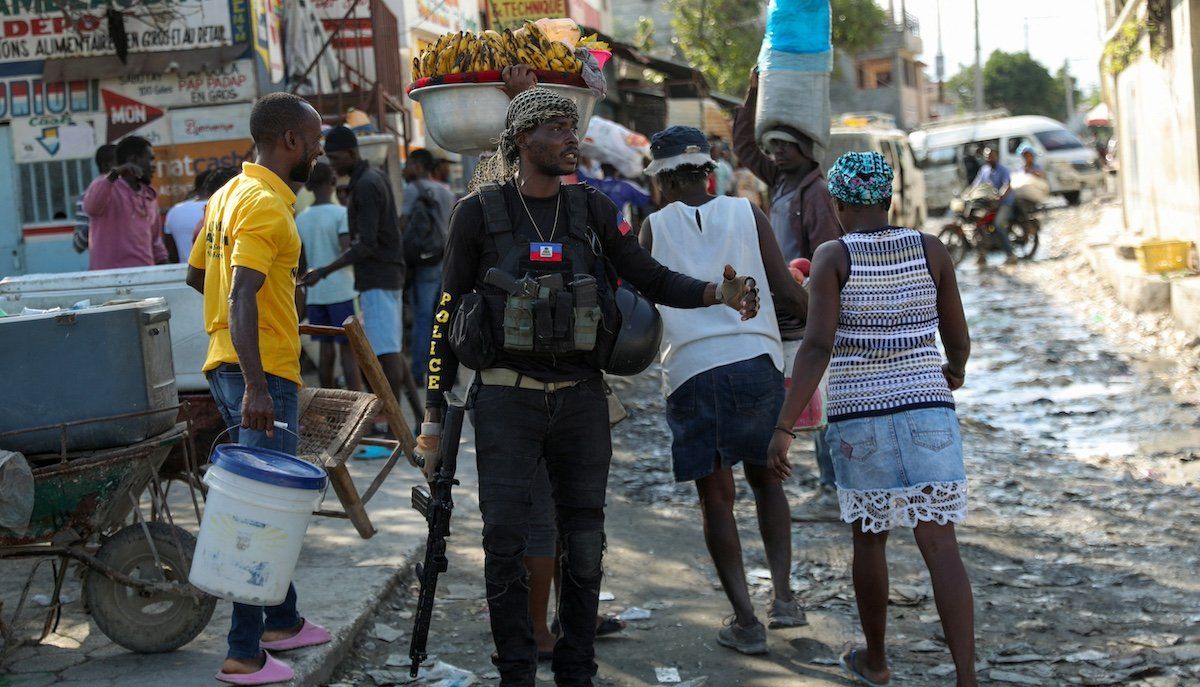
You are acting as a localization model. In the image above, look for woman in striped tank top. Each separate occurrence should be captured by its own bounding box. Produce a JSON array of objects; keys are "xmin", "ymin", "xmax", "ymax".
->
[{"xmin": 768, "ymin": 152, "xmax": 977, "ymax": 687}]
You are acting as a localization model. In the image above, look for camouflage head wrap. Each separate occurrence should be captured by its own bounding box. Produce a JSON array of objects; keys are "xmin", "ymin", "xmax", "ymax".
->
[
  {"xmin": 827, "ymin": 151, "xmax": 894, "ymax": 206},
  {"xmin": 468, "ymin": 87, "xmax": 579, "ymax": 192}
]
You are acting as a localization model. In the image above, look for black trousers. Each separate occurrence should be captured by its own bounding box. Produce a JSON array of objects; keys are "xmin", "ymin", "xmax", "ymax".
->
[{"xmin": 470, "ymin": 377, "xmax": 611, "ymax": 687}]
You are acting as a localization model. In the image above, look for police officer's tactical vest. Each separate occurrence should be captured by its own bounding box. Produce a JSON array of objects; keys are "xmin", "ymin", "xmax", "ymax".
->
[{"xmin": 457, "ymin": 182, "xmax": 618, "ymax": 369}]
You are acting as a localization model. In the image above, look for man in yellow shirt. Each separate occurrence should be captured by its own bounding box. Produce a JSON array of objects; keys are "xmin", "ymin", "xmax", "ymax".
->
[{"xmin": 186, "ymin": 92, "xmax": 331, "ymax": 686}]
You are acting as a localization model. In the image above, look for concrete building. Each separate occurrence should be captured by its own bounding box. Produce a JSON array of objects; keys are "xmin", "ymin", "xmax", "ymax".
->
[
  {"xmin": 829, "ymin": 12, "xmax": 930, "ymax": 131},
  {"xmin": 1096, "ymin": 0, "xmax": 1200, "ymax": 336},
  {"xmin": 1101, "ymin": 0, "xmax": 1200, "ymax": 245}
]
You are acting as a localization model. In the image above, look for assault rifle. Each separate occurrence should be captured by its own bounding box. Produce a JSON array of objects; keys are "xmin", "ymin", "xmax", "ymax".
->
[{"xmin": 408, "ymin": 392, "xmax": 466, "ymax": 677}]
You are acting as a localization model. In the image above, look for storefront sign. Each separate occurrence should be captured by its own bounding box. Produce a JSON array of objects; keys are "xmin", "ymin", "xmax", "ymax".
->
[
  {"xmin": 153, "ymin": 138, "xmax": 252, "ymax": 207},
  {"xmin": 102, "ymin": 89, "xmax": 165, "ymax": 141},
  {"xmin": 0, "ymin": 78, "xmax": 95, "ymax": 122},
  {"xmin": 12, "ymin": 112, "xmax": 101, "ymax": 162},
  {"xmin": 251, "ymin": 0, "xmax": 284, "ymax": 83},
  {"xmin": 417, "ymin": 0, "xmax": 459, "ymax": 29},
  {"xmin": 104, "ymin": 59, "xmax": 256, "ymax": 108},
  {"xmin": 170, "ymin": 103, "xmax": 251, "ymax": 144},
  {"xmin": 0, "ymin": 0, "xmax": 234, "ymax": 64},
  {"xmin": 487, "ymin": 0, "xmax": 566, "ymax": 30}
]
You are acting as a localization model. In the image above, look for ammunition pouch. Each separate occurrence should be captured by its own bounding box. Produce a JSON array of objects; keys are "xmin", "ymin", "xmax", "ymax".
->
[{"xmin": 448, "ymin": 292, "xmax": 496, "ymax": 370}]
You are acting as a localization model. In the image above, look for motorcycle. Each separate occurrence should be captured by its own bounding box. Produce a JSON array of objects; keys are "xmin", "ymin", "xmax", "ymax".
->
[{"xmin": 937, "ymin": 190, "xmax": 1041, "ymax": 265}]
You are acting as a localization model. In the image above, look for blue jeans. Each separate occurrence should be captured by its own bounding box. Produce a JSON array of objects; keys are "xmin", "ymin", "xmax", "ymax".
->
[
  {"xmin": 408, "ymin": 263, "xmax": 443, "ymax": 381},
  {"xmin": 207, "ymin": 364, "xmax": 303, "ymax": 660},
  {"xmin": 665, "ymin": 355, "xmax": 783, "ymax": 483},
  {"xmin": 814, "ymin": 431, "xmax": 836, "ymax": 490}
]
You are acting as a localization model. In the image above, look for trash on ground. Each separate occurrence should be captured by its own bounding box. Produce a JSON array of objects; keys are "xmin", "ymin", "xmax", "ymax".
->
[
  {"xmin": 618, "ymin": 607, "xmax": 652, "ymax": 621},
  {"xmin": 372, "ymin": 623, "xmax": 404, "ymax": 643},
  {"xmin": 654, "ymin": 666, "xmax": 681, "ymax": 683}
]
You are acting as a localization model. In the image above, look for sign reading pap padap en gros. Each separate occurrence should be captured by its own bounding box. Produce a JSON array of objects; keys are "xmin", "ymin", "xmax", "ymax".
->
[{"xmin": 0, "ymin": 0, "xmax": 233, "ymax": 63}]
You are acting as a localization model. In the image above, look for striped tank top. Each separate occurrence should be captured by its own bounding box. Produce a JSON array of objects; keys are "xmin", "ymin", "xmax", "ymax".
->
[{"xmin": 827, "ymin": 226, "xmax": 955, "ymax": 422}]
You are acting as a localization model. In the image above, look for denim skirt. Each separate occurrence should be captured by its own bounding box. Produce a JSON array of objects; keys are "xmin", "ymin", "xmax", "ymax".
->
[
  {"xmin": 824, "ymin": 407, "xmax": 968, "ymax": 533},
  {"xmin": 665, "ymin": 354, "xmax": 783, "ymax": 482}
]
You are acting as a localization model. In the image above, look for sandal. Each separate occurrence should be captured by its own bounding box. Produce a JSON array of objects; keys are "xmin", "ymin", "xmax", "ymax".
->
[
  {"xmin": 839, "ymin": 649, "xmax": 890, "ymax": 687},
  {"xmin": 259, "ymin": 619, "xmax": 332, "ymax": 652},
  {"xmin": 215, "ymin": 651, "xmax": 294, "ymax": 686},
  {"xmin": 596, "ymin": 615, "xmax": 626, "ymax": 637},
  {"xmin": 549, "ymin": 615, "xmax": 627, "ymax": 637}
]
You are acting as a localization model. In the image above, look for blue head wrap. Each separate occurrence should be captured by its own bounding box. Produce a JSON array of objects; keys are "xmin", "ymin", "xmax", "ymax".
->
[
  {"xmin": 1016, "ymin": 142, "xmax": 1036, "ymax": 157},
  {"xmin": 827, "ymin": 151, "xmax": 894, "ymax": 206}
]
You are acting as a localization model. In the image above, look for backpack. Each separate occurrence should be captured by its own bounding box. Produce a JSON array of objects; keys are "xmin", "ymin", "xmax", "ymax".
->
[{"xmin": 403, "ymin": 186, "xmax": 445, "ymax": 266}]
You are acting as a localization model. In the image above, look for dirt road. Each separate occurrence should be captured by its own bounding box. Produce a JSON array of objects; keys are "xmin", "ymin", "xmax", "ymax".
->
[{"xmin": 329, "ymin": 200, "xmax": 1200, "ymax": 687}]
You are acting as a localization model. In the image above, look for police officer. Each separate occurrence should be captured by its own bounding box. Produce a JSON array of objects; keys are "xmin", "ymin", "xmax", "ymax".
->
[{"xmin": 415, "ymin": 87, "xmax": 759, "ymax": 687}]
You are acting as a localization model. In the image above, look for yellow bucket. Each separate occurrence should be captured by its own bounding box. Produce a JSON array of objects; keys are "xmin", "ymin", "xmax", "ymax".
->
[{"xmin": 1135, "ymin": 240, "xmax": 1192, "ymax": 274}]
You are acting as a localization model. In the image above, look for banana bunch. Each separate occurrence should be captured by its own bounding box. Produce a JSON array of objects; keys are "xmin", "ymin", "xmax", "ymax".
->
[
  {"xmin": 412, "ymin": 23, "xmax": 600, "ymax": 80},
  {"xmin": 577, "ymin": 34, "xmax": 609, "ymax": 51}
]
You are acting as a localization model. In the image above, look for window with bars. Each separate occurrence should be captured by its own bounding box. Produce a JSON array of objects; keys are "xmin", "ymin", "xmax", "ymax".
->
[{"xmin": 17, "ymin": 158, "xmax": 94, "ymax": 224}]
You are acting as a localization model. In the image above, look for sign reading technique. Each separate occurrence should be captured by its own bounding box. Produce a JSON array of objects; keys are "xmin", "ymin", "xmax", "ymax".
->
[
  {"xmin": 486, "ymin": 0, "xmax": 566, "ymax": 30},
  {"xmin": 0, "ymin": 0, "xmax": 233, "ymax": 64}
]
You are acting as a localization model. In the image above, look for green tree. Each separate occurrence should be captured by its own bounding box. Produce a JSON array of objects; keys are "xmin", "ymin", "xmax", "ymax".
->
[
  {"xmin": 634, "ymin": 16, "xmax": 656, "ymax": 53},
  {"xmin": 945, "ymin": 64, "xmax": 979, "ymax": 112},
  {"xmin": 670, "ymin": 0, "xmax": 892, "ymax": 97},
  {"xmin": 669, "ymin": 0, "xmax": 766, "ymax": 97},
  {"xmin": 983, "ymin": 50, "xmax": 1062, "ymax": 118},
  {"xmin": 831, "ymin": 0, "xmax": 889, "ymax": 57},
  {"xmin": 945, "ymin": 51, "xmax": 1066, "ymax": 119}
]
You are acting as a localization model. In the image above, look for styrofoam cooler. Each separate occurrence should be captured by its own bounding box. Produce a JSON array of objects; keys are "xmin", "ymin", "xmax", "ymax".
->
[{"xmin": 190, "ymin": 445, "xmax": 327, "ymax": 606}]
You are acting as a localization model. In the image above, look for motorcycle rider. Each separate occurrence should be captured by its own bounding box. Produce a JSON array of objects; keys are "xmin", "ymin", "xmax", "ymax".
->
[
  {"xmin": 971, "ymin": 146, "xmax": 1017, "ymax": 266},
  {"xmin": 1018, "ymin": 143, "xmax": 1046, "ymax": 178}
]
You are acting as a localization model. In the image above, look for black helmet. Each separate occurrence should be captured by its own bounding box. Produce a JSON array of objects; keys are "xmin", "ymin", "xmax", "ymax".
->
[{"xmin": 606, "ymin": 286, "xmax": 662, "ymax": 376}]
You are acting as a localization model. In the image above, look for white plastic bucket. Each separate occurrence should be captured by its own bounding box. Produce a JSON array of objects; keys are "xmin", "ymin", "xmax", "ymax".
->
[{"xmin": 189, "ymin": 445, "xmax": 327, "ymax": 606}]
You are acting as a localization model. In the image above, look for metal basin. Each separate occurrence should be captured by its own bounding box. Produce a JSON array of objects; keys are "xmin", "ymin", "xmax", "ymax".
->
[{"xmin": 409, "ymin": 82, "xmax": 598, "ymax": 155}]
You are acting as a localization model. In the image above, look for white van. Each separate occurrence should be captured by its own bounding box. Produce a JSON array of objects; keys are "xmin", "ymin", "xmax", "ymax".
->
[
  {"xmin": 823, "ymin": 119, "xmax": 928, "ymax": 228},
  {"xmin": 910, "ymin": 115, "xmax": 1104, "ymax": 212}
]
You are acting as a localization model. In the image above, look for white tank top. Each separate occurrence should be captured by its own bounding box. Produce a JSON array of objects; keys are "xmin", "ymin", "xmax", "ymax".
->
[{"xmin": 648, "ymin": 196, "xmax": 783, "ymax": 395}]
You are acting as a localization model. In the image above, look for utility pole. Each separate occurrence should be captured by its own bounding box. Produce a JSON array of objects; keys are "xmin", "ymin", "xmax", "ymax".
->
[
  {"xmin": 974, "ymin": 0, "xmax": 984, "ymax": 114},
  {"xmin": 1063, "ymin": 59, "xmax": 1075, "ymax": 120},
  {"xmin": 936, "ymin": 0, "xmax": 945, "ymax": 104}
]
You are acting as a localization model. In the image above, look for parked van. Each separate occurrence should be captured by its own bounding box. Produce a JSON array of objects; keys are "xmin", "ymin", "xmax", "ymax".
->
[
  {"xmin": 910, "ymin": 115, "xmax": 1104, "ymax": 213},
  {"xmin": 823, "ymin": 115, "xmax": 928, "ymax": 228}
]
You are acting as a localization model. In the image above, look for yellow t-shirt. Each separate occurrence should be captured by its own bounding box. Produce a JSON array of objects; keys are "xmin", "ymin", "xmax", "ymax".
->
[{"xmin": 188, "ymin": 162, "xmax": 303, "ymax": 386}]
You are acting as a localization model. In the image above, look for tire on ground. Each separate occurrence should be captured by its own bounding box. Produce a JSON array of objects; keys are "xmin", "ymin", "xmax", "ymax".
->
[{"xmin": 84, "ymin": 521, "xmax": 217, "ymax": 653}]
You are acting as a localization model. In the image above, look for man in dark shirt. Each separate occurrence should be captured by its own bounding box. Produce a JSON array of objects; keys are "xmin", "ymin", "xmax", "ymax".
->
[
  {"xmin": 733, "ymin": 68, "xmax": 843, "ymax": 519},
  {"xmin": 302, "ymin": 125, "xmax": 407, "ymax": 403},
  {"xmin": 415, "ymin": 85, "xmax": 759, "ymax": 687}
]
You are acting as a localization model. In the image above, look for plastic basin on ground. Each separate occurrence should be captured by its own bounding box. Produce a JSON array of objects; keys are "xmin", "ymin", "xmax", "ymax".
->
[{"xmin": 409, "ymin": 82, "xmax": 599, "ymax": 155}]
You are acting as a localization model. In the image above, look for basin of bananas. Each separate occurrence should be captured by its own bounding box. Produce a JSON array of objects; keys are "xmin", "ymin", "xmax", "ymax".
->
[{"xmin": 412, "ymin": 23, "xmax": 610, "ymax": 80}]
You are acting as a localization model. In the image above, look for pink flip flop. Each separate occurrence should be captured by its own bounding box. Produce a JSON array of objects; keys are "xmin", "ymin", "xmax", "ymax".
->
[
  {"xmin": 259, "ymin": 619, "xmax": 332, "ymax": 652},
  {"xmin": 215, "ymin": 651, "xmax": 295, "ymax": 686}
]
